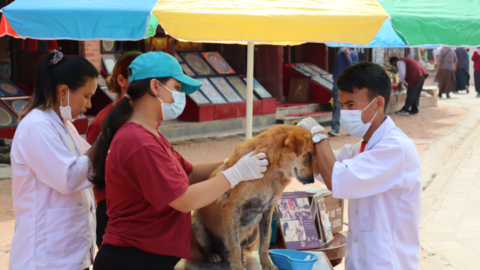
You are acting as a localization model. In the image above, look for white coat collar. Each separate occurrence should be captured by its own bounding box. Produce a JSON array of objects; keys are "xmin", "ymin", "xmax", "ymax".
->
[
  {"xmin": 364, "ymin": 116, "xmax": 396, "ymax": 151},
  {"xmin": 45, "ymin": 109, "xmax": 68, "ymax": 130}
]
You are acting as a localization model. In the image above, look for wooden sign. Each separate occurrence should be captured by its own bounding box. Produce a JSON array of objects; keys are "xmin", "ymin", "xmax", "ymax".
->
[
  {"xmin": 324, "ymin": 195, "xmax": 344, "ymax": 235},
  {"xmin": 298, "ymin": 187, "xmax": 344, "ymax": 235}
]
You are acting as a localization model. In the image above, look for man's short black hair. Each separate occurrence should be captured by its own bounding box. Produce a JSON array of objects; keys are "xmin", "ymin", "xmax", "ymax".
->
[
  {"xmin": 336, "ymin": 62, "xmax": 391, "ymax": 111},
  {"xmin": 389, "ymin": 56, "xmax": 399, "ymax": 65}
]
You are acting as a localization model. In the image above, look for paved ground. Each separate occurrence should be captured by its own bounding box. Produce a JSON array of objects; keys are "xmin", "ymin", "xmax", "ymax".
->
[
  {"xmin": 0, "ymin": 91, "xmax": 476, "ymax": 269},
  {"xmin": 416, "ymin": 91, "xmax": 480, "ymax": 270}
]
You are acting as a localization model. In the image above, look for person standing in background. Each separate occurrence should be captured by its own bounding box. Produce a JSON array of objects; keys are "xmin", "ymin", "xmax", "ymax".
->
[
  {"xmin": 330, "ymin": 47, "xmax": 359, "ymax": 136},
  {"xmin": 389, "ymin": 57, "xmax": 428, "ymax": 115},
  {"xmin": 433, "ymin": 46, "xmax": 443, "ymax": 84},
  {"xmin": 86, "ymin": 51, "xmax": 142, "ymax": 248},
  {"xmin": 471, "ymin": 47, "xmax": 480, "ymax": 98},
  {"xmin": 455, "ymin": 47, "xmax": 470, "ymax": 93},
  {"xmin": 437, "ymin": 47, "xmax": 458, "ymax": 98}
]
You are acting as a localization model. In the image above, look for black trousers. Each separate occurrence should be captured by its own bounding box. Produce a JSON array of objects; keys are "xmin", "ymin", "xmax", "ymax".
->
[
  {"xmin": 455, "ymin": 68, "xmax": 470, "ymax": 91},
  {"xmin": 402, "ymin": 75, "xmax": 427, "ymax": 113},
  {"xmin": 96, "ymin": 199, "xmax": 109, "ymax": 248},
  {"xmin": 475, "ymin": 70, "xmax": 480, "ymax": 93},
  {"xmin": 94, "ymin": 244, "xmax": 181, "ymax": 270}
]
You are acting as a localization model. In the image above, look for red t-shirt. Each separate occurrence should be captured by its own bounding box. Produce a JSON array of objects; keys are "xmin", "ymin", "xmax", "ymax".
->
[
  {"xmin": 102, "ymin": 122, "xmax": 193, "ymax": 259},
  {"xmin": 86, "ymin": 103, "xmax": 113, "ymax": 204}
]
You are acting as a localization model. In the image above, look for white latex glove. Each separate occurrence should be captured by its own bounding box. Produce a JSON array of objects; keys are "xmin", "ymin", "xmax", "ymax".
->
[
  {"xmin": 296, "ymin": 117, "xmax": 325, "ymax": 135},
  {"xmin": 222, "ymin": 151, "xmax": 268, "ymax": 188}
]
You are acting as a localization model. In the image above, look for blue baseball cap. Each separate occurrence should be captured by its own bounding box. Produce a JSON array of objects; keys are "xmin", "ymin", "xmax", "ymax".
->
[{"xmin": 128, "ymin": 52, "xmax": 202, "ymax": 95}]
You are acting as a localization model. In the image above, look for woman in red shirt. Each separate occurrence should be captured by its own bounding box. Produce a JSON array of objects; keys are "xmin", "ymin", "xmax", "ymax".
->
[
  {"xmin": 86, "ymin": 51, "xmax": 142, "ymax": 248},
  {"xmin": 472, "ymin": 47, "xmax": 480, "ymax": 98},
  {"xmin": 88, "ymin": 52, "xmax": 268, "ymax": 270}
]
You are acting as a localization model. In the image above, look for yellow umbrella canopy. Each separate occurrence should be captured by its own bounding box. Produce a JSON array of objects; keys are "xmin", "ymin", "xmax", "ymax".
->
[
  {"xmin": 153, "ymin": 0, "xmax": 389, "ymax": 139},
  {"xmin": 152, "ymin": 0, "xmax": 388, "ymax": 45}
]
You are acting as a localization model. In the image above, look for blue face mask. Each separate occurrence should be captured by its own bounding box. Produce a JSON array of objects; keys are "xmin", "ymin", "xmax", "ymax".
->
[{"xmin": 157, "ymin": 81, "xmax": 186, "ymax": 121}]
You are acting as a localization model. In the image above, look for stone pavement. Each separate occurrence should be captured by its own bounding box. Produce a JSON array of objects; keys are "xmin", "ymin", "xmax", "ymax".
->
[{"xmin": 418, "ymin": 91, "xmax": 480, "ymax": 270}]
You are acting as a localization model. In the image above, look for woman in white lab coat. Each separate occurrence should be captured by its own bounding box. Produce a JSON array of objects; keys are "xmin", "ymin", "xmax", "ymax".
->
[{"xmin": 9, "ymin": 50, "xmax": 99, "ymax": 270}]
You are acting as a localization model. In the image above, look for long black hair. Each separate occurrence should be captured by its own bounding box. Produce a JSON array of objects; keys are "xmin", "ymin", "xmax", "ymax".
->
[
  {"xmin": 20, "ymin": 52, "xmax": 98, "ymax": 121},
  {"xmin": 88, "ymin": 77, "xmax": 170, "ymax": 190}
]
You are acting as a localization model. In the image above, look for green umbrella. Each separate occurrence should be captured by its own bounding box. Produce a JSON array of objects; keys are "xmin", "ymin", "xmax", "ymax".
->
[{"xmin": 379, "ymin": 0, "xmax": 480, "ymax": 46}]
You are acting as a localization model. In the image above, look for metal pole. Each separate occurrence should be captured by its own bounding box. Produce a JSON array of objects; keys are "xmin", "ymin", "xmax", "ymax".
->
[{"xmin": 246, "ymin": 41, "xmax": 254, "ymax": 140}]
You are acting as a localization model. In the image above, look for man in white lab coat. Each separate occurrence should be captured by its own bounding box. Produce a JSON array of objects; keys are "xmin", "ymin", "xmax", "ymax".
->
[{"xmin": 298, "ymin": 62, "xmax": 421, "ymax": 270}]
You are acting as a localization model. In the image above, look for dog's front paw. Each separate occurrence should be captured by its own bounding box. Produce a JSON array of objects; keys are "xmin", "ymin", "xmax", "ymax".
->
[
  {"xmin": 231, "ymin": 266, "xmax": 246, "ymax": 270},
  {"xmin": 206, "ymin": 253, "xmax": 222, "ymax": 263},
  {"xmin": 262, "ymin": 264, "xmax": 279, "ymax": 270}
]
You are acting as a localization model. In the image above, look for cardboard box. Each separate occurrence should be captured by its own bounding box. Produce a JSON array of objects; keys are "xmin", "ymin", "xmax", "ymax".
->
[
  {"xmin": 324, "ymin": 195, "xmax": 344, "ymax": 235},
  {"xmin": 300, "ymin": 187, "xmax": 344, "ymax": 235}
]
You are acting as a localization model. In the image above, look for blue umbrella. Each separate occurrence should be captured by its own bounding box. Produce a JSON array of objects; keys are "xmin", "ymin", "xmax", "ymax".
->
[{"xmin": 1, "ymin": 0, "xmax": 158, "ymax": 40}]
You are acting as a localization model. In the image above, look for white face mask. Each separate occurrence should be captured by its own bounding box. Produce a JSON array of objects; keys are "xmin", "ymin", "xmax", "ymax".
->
[
  {"xmin": 59, "ymin": 90, "xmax": 73, "ymax": 122},
  {"xmin": 156, "ymin": 81, "xmax": 186, "ymax": 121},
  {"xmin": 340, "ymin": 97, "xmax": 378, "ymax": 138}
]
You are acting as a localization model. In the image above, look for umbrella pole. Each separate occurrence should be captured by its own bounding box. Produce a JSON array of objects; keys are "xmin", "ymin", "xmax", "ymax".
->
[{"xmin": 245, "ymin": 41, "xmax": 254, "ymax": 140}]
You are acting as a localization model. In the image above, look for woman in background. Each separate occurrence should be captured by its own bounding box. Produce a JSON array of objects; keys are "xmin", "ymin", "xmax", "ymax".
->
[
  {"xmin": 86, "ymin": 51, "xmax": 142, "ymax": 248},
  {"xmin": 472, "ymin": 47, "xmax": 480, "ymax": 98},
  {"xmin": 454, "ymin": 47, "xmax": 470, "ymax": 93},
  {"xmin": 437, "ymin": 46, "xmax": 458, "ymax": 98}
]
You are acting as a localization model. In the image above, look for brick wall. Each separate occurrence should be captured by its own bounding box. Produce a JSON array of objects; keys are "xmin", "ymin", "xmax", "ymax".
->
[{"xmin": 83, "ymin": 40, "xmax": 114, "ymax": 73}]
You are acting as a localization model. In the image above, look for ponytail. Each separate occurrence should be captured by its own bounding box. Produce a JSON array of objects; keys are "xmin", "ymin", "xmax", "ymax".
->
[
  {"xmin": 20, "ymin": 52, "xmax": 98, "ymax": 121},
  {"xmin": 88, "ymin": 77, "xmax": 170, "ymax": 190}
]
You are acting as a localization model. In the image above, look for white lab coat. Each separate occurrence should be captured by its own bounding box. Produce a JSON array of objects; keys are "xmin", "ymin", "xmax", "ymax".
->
[
  {"xmin": 9, "ymin": 109, "xmax": 95, "ymax": 270},
  {"xmin": 316, "ymin": 116, "xmax": 421, "ymax": 270}
]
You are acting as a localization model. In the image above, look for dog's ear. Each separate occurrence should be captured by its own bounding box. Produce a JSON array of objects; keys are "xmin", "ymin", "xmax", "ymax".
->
[{"xmin": 284, "ymin": 131, "xmax": 306, "ymax": 157}]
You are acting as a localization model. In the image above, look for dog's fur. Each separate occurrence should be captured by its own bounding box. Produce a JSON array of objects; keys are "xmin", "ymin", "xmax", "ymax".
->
[{"xmin": 191, "ymin": 125, "xmax": 315, "ymax": 270}]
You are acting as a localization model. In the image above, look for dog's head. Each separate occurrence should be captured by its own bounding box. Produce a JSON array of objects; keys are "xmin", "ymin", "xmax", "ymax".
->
[
  {"xmin": 278, "ymin": 126, "xmax": 315, "ymax": 185},
  {"xmin": 225, "ymin": 125, "xmax": 316, "ymax": 185}
]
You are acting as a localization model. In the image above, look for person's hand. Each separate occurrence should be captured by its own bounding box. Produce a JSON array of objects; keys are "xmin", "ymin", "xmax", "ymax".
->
[
  {"xmin": 221, "ymin": 151, "xmax": 268, "ymax": 188},
  {"xmin": 396, "ymin": 82, "xmax": 404, "ymax": 91},
  {"xmin": 344, "ymin": 48, "xmax": 350, "ymax": 57},
  {"xmin": 296, "ymin": 117, "xmax": 325, "ymax": 135}
]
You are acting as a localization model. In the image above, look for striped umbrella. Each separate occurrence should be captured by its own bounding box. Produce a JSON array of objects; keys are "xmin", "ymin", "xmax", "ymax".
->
[{"xmin": 1, "ymin": 0, "xmax": 477, "ymax": 138}]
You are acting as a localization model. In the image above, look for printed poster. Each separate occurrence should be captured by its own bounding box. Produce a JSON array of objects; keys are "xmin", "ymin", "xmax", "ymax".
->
[{"xmin": 275, "ymin": 192, "xmax": 321, "ymax": 250}]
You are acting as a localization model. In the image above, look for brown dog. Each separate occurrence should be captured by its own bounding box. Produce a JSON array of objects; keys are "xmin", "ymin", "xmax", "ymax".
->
[{"xmin": 191, "ymin": 125, "xmax": 315, "ymax": 270}]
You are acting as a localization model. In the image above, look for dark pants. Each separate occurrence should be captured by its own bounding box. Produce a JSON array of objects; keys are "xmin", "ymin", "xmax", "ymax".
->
[
  {"xmin": 475, "ymin": 70, "xmax": 480, "ymax": 93},
  {"xmin": 94, "ymin": 244, "xmax": 181, "ymax": 270},
  {"xmin": 331, "ymin": 86, "xmax": 340, "ymax": 132},
  {"xmin": 456, "ymin": 68, "xmax": 470, "ymax": 91},
  {"xmin": 402, "ymin": 75, "xmax": 427, "ymax": 113},
  {"xmin": 96, "ymin": 199, "xmax": 109, "ymax": 248}
]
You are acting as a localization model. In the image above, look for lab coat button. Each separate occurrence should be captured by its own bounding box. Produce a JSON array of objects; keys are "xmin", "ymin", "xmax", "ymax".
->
[{"xmin": 354, "ymin": 237, "xmax": 358, "ymax": 243}]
